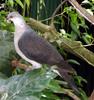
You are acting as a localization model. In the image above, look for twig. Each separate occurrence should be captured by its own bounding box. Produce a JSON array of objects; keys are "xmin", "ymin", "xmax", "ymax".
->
[
  {"xmin": 51, "ymin": 0, "xmax": 67, "ymax": 25},
  {"xmin": 41, "ymin": 12, "xmax": 65, "ymax": 22},
  {"xmin": 84, "ymin": 44, "xmax": 94, "ymax": 47},
  {"xmin": 71, "ymin": 44, "xmax": 94, "ymax": 50}
]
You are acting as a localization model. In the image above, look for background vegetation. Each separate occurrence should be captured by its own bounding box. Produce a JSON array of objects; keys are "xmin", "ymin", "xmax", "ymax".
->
[{"xmin": 0, "ymin": 0, "xmax": 94, "ymax": 99}]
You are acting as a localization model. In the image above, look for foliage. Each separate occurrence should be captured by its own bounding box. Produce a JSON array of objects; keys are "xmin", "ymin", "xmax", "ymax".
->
[
  {"xmin": 0, "ymin": 67, "xmax": 88, "ymax": 100},
  {"xmin": 59, "ymin": 3, "xmax": 93, "ymax": 44},
  {"xmin": 0, "ymin": 68, "xmax": 57, "ymax": 100},
  {"xmin": 3, "ymin": 0, "xmax": 31, "ymax": 16},
  {"xmin": 0, "ymin": 29, "xmax": 87, "ymax": 99},
  {"xmin": 0, "ymin": 11, "xmax": 14, "ymax": 31},
  {"xmin": 0, "ymin": 0, "xmax": 94, "ymax": 99},
  {"xmin": 0, "ymin": 30, "xmax": 13, "ymax": 76}
]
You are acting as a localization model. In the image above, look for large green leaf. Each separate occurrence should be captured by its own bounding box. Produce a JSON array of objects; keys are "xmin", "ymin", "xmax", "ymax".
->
[
  {"xmin": 25, "ymin": 0, "xmax": 30, "ymax": 8},
  {"xmin": 0, "ymin": 68, "xmax": 57, "ymax": 100}
]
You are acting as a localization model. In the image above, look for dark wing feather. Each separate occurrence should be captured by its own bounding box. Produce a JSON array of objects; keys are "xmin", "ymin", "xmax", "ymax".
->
[{"xmin": 18, "ymin": 30, "xmax": 63, "ymax": 65}]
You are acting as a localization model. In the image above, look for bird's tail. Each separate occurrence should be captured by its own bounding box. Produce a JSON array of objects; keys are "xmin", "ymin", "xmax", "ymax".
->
[{"xmin": 57, "ymin": 61, "xmax": 79, "ymax": 93}]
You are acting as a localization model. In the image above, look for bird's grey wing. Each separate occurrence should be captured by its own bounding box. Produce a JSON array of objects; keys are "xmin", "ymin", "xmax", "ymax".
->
[
  {"xmin": 18, "ymin": 30, "xmax": 63, "ymax": 65},
  {"xmin": 18, "ymin": 30, "xmax": 78, "ymax": 92}
]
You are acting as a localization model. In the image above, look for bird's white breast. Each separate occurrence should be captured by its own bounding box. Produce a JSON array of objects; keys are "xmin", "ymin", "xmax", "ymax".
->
[{"xmin": 14, "ymin": 32, "xmax": 42, "ymax": 69}]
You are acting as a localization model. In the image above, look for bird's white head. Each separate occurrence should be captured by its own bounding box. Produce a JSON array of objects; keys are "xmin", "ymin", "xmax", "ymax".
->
[{"xmin": 7, "ymin": 12, "xmax": 26, "ymax": 30}]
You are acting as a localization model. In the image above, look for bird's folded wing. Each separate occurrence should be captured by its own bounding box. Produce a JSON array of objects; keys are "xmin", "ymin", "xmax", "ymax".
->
[{"xmin": 18, "ymin": 30, "xmax": 63, "ymax": 65}]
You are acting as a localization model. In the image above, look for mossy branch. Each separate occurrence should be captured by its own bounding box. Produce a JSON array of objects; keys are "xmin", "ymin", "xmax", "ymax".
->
[{"xmin": 27, "ymin": 18, "xmax": 94, "ymax": 67}]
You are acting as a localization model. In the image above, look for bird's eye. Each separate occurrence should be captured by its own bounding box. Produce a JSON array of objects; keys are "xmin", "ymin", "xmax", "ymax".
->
[{"xmin": 10, "ymin": 16, "xmax": 13, "ymax": 18}]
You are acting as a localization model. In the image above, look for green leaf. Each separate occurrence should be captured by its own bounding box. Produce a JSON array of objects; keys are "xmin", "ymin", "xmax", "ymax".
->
[
  {"xmin": 15, "ymin": 0, "xmax": 24, "ymax": 8},
  {"xmin": 41, "ymin": 90, "xmax": 61, "ymax": 100},
  {"xmin": 48, "ymin": 80, "xmax": 62, "ymax": 93},
  {"xmin": 74, "ymin": 76, "xmax": 87, "ymax": 86},
  {"xmin": 68, "ymin": 59, "xmax": 80, "ymax": 65},
  {"xmin": 8, "ymin": 0, "xmax": 14, "ymax": 7},
  {"xmin": 70, "ymin": 22, "xmax": 80, "ymax": 37},
  {"xmin": 25, "ymin": 0, "xmax": 30, "ymax": 8},
  {"xmin": 79, "ymin": 89, "xmax": 88, "ymax": 100}
]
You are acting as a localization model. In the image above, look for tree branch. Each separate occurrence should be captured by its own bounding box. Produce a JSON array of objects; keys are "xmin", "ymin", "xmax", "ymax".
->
[
  {"xmin": 68, "ymin": 0, "xmax": 94, "ymax": 24},
  {"xmin": 27, "ymin": 17, "xmax": 94, "ymax": 67}
]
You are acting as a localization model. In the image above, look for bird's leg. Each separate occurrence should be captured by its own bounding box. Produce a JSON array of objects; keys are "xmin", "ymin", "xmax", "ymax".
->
[
  {"xmin": 11, "ymin": 59, "xmax": 42, "ymax": 71},
  {"xmin": 11, "ymin": 59, "xmax": 32, "ymax": 71}
]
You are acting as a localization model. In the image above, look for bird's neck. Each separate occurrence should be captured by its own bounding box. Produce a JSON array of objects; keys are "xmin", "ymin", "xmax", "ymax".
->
[{"xmin": 13, "ymin": 18, "xmax": 27, "ymax": 33}]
